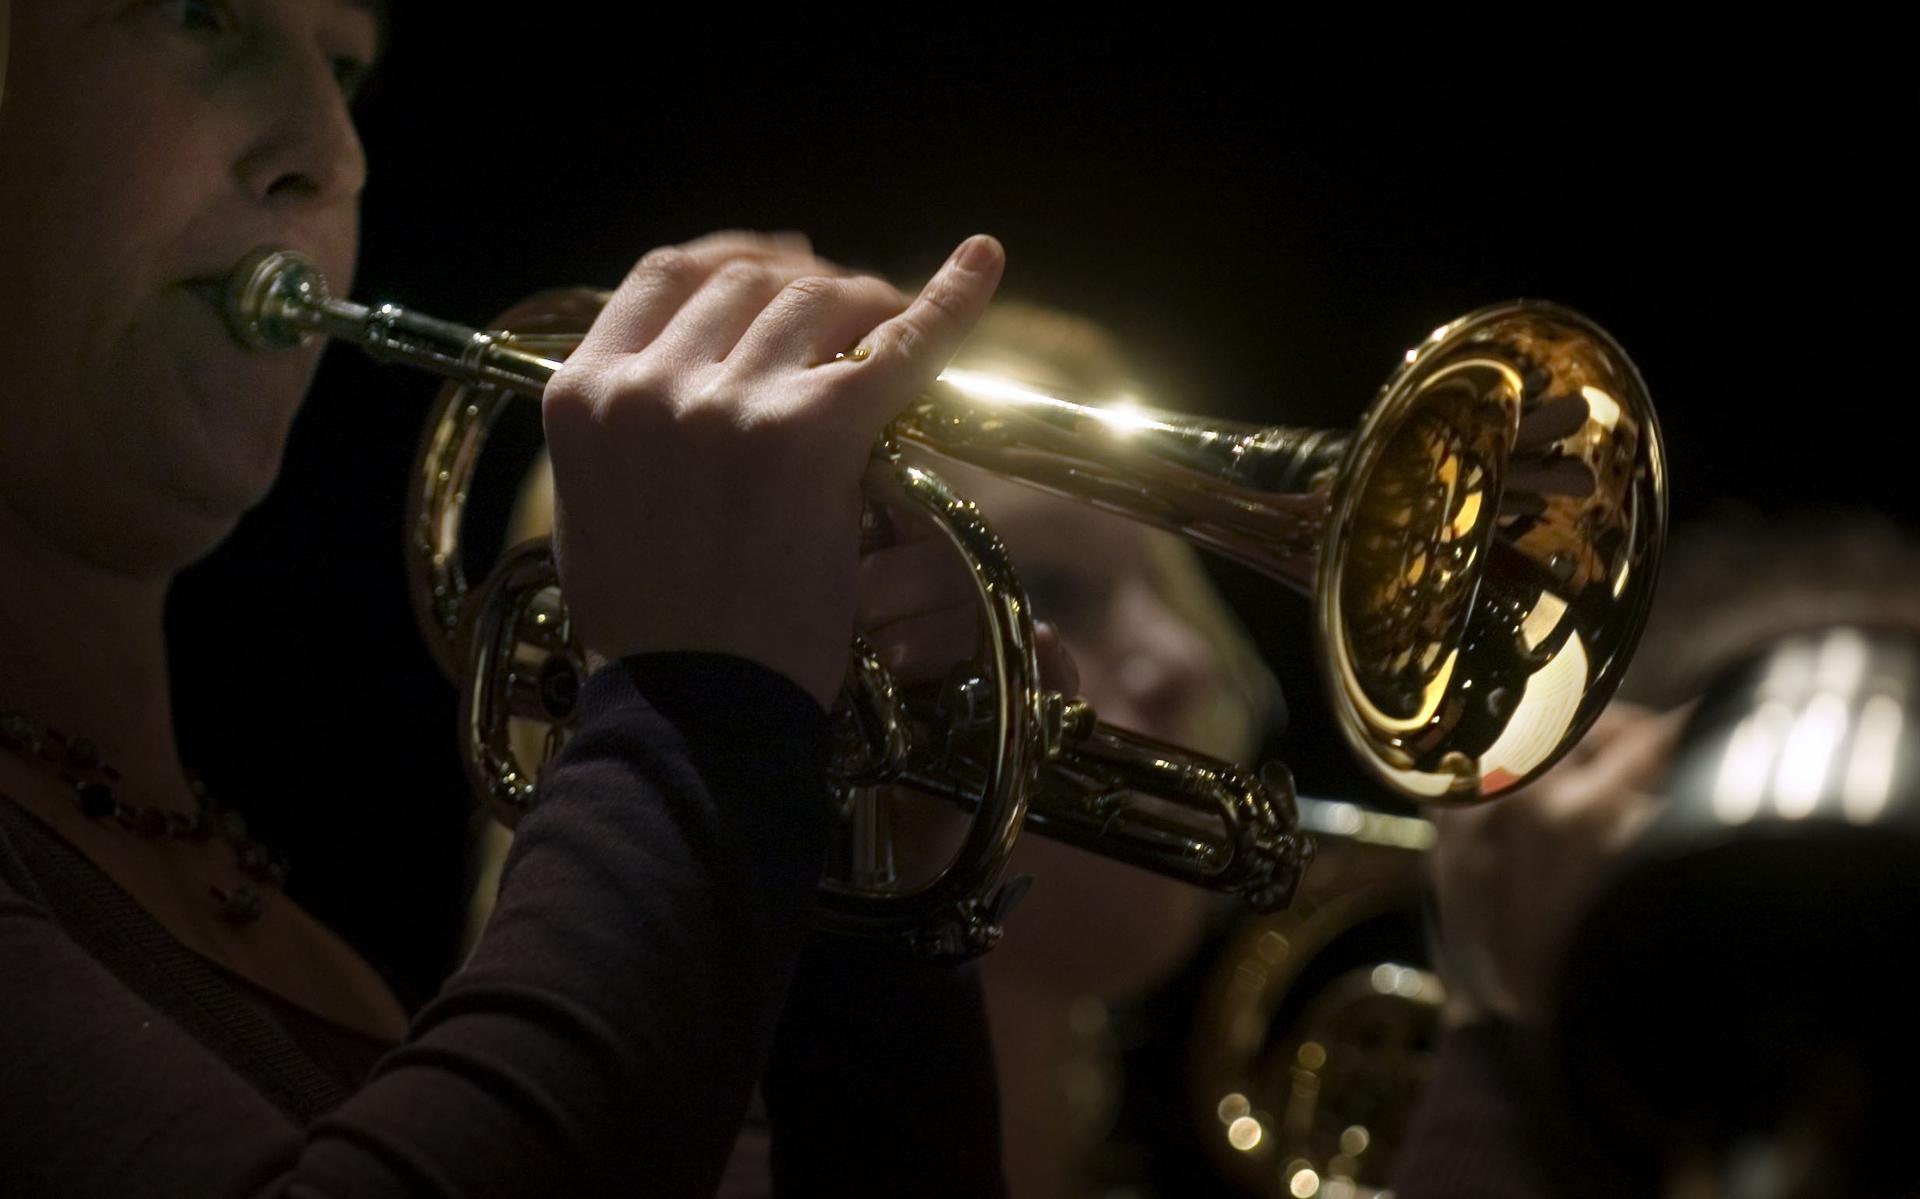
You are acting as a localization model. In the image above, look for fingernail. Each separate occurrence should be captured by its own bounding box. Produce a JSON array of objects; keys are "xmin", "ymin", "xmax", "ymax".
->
[{"xmin": 954, "ymin": 235, "xmax": 999, "ymax": 272}]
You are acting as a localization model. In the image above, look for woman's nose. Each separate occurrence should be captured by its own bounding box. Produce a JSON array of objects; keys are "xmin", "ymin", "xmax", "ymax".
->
[{"xmin": 233, "ymin": 49, "xmax": 368, "ymax": 213}]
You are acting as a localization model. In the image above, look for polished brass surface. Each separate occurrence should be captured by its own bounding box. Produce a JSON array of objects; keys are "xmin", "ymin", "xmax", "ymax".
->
[
  {"xmin": 903, "ymin": 306, "xmax": 1665, "ymax": 802},
  {"xmin": 224, "ymin": 248, "xmax": 1664, "ymax": 955}
]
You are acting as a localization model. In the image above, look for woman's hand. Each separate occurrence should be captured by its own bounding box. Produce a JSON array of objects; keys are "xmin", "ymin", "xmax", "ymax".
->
[
  {"xmin": 542, "ymin": 230, "xmax": 1006, "ymax": 710},
  {"xmin": 1428, "ymin": 702, "xmax": 1688, "ymax": 1026},
  {"xmin": 857, "ymin": 508, "xmax": 1082, "ymax": 695}
]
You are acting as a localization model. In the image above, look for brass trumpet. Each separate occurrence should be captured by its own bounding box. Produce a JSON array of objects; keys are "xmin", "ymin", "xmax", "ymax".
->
[{"xmin": 225, "ymin": 248, "xmax": 1666, "ymax": 957}]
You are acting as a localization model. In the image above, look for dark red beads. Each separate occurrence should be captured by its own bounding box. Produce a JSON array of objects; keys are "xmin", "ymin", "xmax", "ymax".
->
[
  {"xmin": 2, "ymin": 712, "xmax": 284, "ymax": 924},
  {"xmin": 76, "ymin": 780, "xmax": 117, "ymax": 819}
]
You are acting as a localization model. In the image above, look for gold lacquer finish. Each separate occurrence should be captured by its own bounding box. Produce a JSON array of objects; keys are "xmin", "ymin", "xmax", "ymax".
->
[
  {"xmin": 222, "ymin": 248, "xmax": 1665, "ymax": 956},
  {"xmin": 909, "ymin": 304, "xmax": 1665, "ymax": 802},
  {"xmin": 1323, "ymin": 307, "xmax": 1663, "ymax": 800}
]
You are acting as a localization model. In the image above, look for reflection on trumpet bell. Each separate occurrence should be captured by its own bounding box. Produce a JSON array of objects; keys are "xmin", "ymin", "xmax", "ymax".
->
[{"xmin": 1329, "ymin": 308, "xmax": 1662, "ymax": 801}]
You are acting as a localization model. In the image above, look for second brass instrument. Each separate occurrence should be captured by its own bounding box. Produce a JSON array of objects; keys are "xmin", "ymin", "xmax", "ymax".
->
[{"xmin": 225, "ymin": 248, "xmax": 1666, "ymax": 956}]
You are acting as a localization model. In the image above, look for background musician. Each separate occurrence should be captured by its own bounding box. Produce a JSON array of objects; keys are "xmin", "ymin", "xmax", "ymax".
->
[{"xmin": 1399, "ymin": 510, "xmax": 1920, "ymax": 1198}]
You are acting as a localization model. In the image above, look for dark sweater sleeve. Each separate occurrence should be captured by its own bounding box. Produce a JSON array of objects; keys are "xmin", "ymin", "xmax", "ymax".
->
[
  {"xmin": 762, "ymin": 935, "xmax": 1009, "ymax": 1198},
  {"xmin": 0, "ymin": 653, "xmax": 831, "ymax": 1199}
]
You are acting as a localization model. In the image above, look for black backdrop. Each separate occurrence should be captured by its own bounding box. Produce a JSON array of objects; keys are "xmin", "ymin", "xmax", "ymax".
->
[{"xmin": 166, "ymin": 18, "xmax": 1913, "ymax": 1003}]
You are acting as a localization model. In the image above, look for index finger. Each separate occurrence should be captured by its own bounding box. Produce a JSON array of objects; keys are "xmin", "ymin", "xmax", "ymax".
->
[{"xmin": 842, "ymin": 235, "xmax": 1005, "ymax": 425}]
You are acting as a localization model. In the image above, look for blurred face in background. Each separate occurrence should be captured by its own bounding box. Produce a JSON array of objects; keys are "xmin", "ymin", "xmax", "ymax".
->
[
  {"xmin": 936, "ymin": 463, "xmax": 1276, "ymax": 997},
  {"xmin": 961, "ymin": 470, "xmax": 1254, "ymax": 756},
  {"xmin": 0, "ymin": 0, "xmax": 375, "ymax": 576},
  {"xmin": 888, "ymin": 307, "xmax": 1280, "ymax": 999}
]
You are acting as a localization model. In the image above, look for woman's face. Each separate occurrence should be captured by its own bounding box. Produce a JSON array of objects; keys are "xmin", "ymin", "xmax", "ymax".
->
[
  {"xmin": 0, "ymin": 0, "xmax": 376, "ymax": 575},
  {"xmin": 964, "ymin": 473, "xmax": 1224, "ymax": 749}
]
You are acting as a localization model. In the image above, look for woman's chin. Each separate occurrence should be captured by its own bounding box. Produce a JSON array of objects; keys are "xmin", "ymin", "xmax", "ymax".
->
[
  {"xmin": 162, "ymin": 376, "xmax": 302, "ymax": 519},
  {"xmin": 185, "ymin": 439, "xmax": 284, "ymax": 513},
  {"xmin": 117, "ymin": 427, "xmax": 291, "ymax": 574}
]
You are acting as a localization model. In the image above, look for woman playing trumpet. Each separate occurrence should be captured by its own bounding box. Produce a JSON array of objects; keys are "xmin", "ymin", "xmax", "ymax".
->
[{"xmin": 0, "ymin": 1, "xmax": 1015, "ymax": 1193}]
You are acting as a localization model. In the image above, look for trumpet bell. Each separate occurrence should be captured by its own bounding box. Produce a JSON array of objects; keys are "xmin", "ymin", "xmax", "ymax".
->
[
  {"xmin": 1323, "ymin": 302, "xmax": 1664, "ymax": 801},
  {"xmin": 904, "ymin": 301, "xmax": 1665, "ymax": 803}
]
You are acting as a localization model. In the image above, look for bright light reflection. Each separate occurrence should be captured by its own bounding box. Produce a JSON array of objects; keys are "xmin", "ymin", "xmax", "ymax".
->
[
  {"xmin": 1814, "ymin": 628, "xmax": 1870, "ymax": 696},
  {"xmin": 1099, "ymin": 400, "xmax": 1167, "ymax": 434},
  {"xmin": 937, "ymin": 368, "xmax": 1052, "ymax": 406},
  {"xmin": 1479, "ymin": 635, "xmax": 1590, "ymax": 784},
  {"xmin": 1345, "ymin": 632, "xmax": 1457, "ymax": 735},
  {"xmin": 1256, "ymin": 929, "xmax": 1291, "ymax": 965},
  {"xmin": 1580, "ymin": 386, "xmax": 1622, "ymax": 431},
  {"xmin": 1774, "ymin": 692, "xmax": 1851, "ymax": 819},
  {"xmin": 1758, "ymin": 641, "xmax": 1816, "ymax": 701},
  {"xmin": 1290, "ymin": 1167, "xmax": 1322, "ymax": 1197},
  {"xmin": 1228, "ymin": 1116, "xmax": 1263, "ymax": 1152},
  {"xmin": 936, "ymin": 367, "xmax": 1177, "ymax": 431},
  {"xmin": 1385, "ymin": 816, "xmax": 1439, "ymax": 850},
  {"xmin": 1713, "ymin": 701, "xmax": 1793, "ymax": 824},
  {"xmin": 1372, "ymin": 759, "xmax": 1461, "ymax": 798},
  {"xmin": 1371, "ymin": 964, "xmax": 1400, "ymax": 994},
  {"xmin": 1449, "ymin": 488, "xmax": 1484, "ymax": 540},
  {"xmin": 1519, "ymin": 591, "xmax": 1569, "ymax": 652},
  {"xmin": 1843, "ymin": 693, "xmax": 1905, "ymax": 825},
  {"xmin": 1324, "ymin": 1181, "xmax": 1357, "ymax": 1199},
  {"xmin": 1328, "ymin": 802, "xmax": 1364, "ymax": 835}
]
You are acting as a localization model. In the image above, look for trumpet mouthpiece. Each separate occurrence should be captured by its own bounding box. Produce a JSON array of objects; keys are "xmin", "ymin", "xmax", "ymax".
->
[{"xmin": 224, "ymin": 247, "xmax": 326, "ymax": 352}]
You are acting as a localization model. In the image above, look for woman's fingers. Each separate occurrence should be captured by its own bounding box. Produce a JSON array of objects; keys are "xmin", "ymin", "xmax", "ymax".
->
[
  {"xmin": 570, "ymin": 231, "xmax": 819, "ymax": 366},
  {"xmin": 865, "ymin": 603, "xmax": 979, "ymax": 686},
  {"xmin": 1034, "ymin": 622, "xmax": 1080, "ymax": 697},
  {"xmin": 856, "ymin": 530, "xmax": 973, "ymax": 627},
  {"xmin": 860, "ymin": 610, "xmax": 1077, "ymax": 697},
  {"xmin": 644, "ymin": 249, "xmax": 913, "ymax": 372},
  {"xmin": 543, "ymin": 230, "xmax": 1007, "ymax": 708},
  {"xmin": 730, "ymin": 273, "xmax": 910, "ymax": 369}
]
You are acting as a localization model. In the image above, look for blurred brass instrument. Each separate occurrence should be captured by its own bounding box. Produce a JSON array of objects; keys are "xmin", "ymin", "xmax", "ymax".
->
[
  {"xmin": 225, "ymin": 248, "xmax": 1666, "ymax": 959},
  {"xmin": 1191, "ymin": 798, "xmax": 1440, "ymax": 1198}
]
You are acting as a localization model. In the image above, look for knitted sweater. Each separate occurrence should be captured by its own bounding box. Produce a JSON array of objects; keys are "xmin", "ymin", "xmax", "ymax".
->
[{"xmin": 0, "ymin": 655, "xmax": 1005, "ymax": 1198}]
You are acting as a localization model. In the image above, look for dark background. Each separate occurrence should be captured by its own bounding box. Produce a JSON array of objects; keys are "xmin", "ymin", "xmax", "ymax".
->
[{"xmin": 169, "ymin": 17, "xmax": 1912, "ymax": 1021}]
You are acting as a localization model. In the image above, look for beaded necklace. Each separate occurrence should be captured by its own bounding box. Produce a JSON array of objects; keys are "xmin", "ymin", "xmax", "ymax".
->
[{"xmin": 0, "ymin": 711, "xmax": 287, "ymax": 922}]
